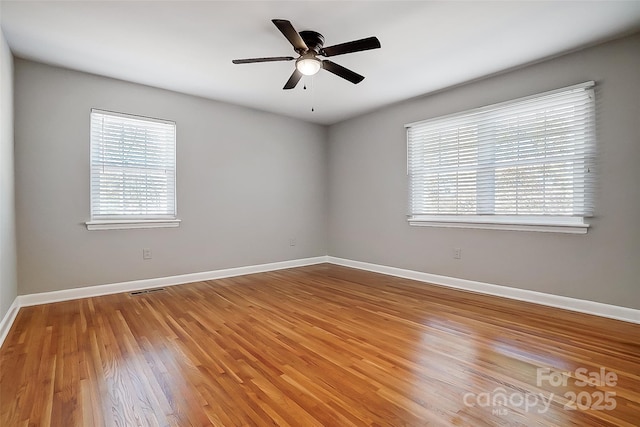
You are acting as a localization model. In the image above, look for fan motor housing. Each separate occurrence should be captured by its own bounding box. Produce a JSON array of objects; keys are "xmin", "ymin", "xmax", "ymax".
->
[{"xmin": 299, "ymin": 31, "xmax": 325, "ymax": 54}]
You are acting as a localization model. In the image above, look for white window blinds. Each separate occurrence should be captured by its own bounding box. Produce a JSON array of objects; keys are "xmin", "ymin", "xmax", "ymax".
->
[
  {"xmin": 406, "ymin": 82, "xmax": 595, "ymax": 226},
  {"xmin": 90, "ymin": 109, "xmax": 176, "ymax": 220}
]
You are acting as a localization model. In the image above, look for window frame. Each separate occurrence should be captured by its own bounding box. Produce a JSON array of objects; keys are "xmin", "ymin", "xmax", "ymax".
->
[
  {"xmin": 85, "ymin": 109, "xmax": 180, "ymax": 231},
  {"xmin": 406, "ymin": 82, "xmax": 595, "ymax": 234}
]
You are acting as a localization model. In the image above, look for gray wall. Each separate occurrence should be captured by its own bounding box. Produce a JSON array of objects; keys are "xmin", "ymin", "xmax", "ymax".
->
[
  {"xmin": 328, "ymin": 34, "xmax": 640, "ymax": 310},
  {"xmin": 0, "ymin": 29, "xmax": 17, "ymax": 319},
  {"xmin": 14, "ymin": 60, "xmax": 327, "ymax": 294},
  {"xmin": 11, "ymin": 33, "xmax": 640, "ymax": 311}
]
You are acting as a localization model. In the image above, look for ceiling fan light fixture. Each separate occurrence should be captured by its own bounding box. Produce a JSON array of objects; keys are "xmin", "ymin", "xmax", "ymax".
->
[
  {"xmin": 232, "ymin": 19, "xmax": 380, "ymax": 89},
  {"xmin": 296, "ymin": 55, "xmax": 321, "ymax": 76}
]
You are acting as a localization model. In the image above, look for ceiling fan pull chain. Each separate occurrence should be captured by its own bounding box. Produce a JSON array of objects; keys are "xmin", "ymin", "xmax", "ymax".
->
[{"xmin": 311, "ymin": 75, "xmax": 315, "ymax": 112}]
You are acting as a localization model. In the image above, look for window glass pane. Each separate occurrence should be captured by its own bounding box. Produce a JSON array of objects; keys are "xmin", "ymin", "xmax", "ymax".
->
[
  {"xmin": 90, "ymin": 110, "xmax": 176, "ymax": 220},
  {"xmin": 406, "ymin": 82, "xmax": 594, "ymax": 221}
]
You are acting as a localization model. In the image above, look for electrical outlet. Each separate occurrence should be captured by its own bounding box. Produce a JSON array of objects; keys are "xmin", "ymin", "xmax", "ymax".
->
[
  {"xmin": 289, "ymin": 238, "xmax": 296, "ymax": 247},
  {"xmin": 453, "ymin": 248, "xmax": 462, "ymax": 259},
  {"xmin": 143, "ymin": 248, "xmax": 152, "ymax": 260}
]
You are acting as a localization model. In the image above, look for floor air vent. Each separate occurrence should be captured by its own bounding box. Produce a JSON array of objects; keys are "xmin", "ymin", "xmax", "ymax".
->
[{"xmin": 130, "ymin": 288, "xmax": 166, "ymax": 296}]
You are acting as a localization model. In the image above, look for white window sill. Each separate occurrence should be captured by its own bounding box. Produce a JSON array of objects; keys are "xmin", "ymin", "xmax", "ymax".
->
[
  {"xmin": 86, "ymin": 219, "xmax": 181, "ymax": 231},
  {"xmin": 408, "ymin": 216, "xmax": 589, "ymax": 234}
]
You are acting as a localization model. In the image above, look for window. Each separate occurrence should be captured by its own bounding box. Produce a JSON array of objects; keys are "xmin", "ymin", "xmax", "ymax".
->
[
  {"xmin": 86, "ymin": 109, "xmax": 179, "ymax": 230},
  {"xmin": 406, "ymin": 82, "xmax": 595, "ymax": 234}
]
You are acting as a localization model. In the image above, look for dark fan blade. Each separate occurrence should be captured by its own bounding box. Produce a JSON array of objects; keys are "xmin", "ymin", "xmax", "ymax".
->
[
  {"xmin": 232, "ymin": 56, "xmax": 295, "ymax": 64},
  {"xmin": 322, "ymin": 60, "xmax": 365, "ymax": 84},
  {"xmin": 321, "ymin": 36, "xmax": 381, "ymax": 57},
  {"xmin": 283, "ymin": 69, "xmax": 303, "ymax": 90},
  {"xmin": 272, "ymin": 19, "xmax": 308, "ymax": 53}
]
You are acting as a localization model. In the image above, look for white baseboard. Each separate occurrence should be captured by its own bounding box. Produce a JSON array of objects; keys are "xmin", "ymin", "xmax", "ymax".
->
[
  {"xmin": 0, "ymin": 256, "xmax": 327, "ymax": 349},
  {"xmin": 327, "ymin": 256, "xmax": 640, "ymax": 324},
  {"xmin": 2, "ymin": 254, "xmax": 637, "ymax": 350},
  {"xmin": 0, "ymin": 297, "xmax": 20, "ymax": 348},
  {"xmin": 19, "ymin": 256, "xmax": 329, "ymax": 307}
]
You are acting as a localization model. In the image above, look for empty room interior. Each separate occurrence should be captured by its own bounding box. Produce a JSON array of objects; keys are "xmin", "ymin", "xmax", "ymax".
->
[{"xmin": 1, "ymin": 1, "xmax": 640, "ymax": 426}]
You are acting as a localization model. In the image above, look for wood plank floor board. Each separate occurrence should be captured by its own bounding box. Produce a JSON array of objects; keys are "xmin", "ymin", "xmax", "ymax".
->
[{"xmin": 1, "ymin": 264, "xmax": 639, "ymax": 426}]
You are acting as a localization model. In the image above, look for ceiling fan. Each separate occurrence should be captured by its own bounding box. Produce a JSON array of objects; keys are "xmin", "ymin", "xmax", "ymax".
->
[{"xmin": 232, "ymin": 19, "xmax": 381, "ymax": 90}]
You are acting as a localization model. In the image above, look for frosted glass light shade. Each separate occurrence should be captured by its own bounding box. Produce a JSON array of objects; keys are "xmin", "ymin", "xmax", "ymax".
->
[{"xmin": 296, "ymin": 57, "xmax": 321, "ymax": 76}]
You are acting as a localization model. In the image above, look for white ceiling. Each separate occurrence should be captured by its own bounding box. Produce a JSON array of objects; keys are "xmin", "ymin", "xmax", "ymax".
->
[{"xmin": 1, "ymin": 1, "xmax": 640, "ymax": 125}]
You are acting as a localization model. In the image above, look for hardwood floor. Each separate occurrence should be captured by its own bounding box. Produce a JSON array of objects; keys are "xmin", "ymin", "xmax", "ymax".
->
[{"xmin": 1, "ymin": 264, "xmax": 639, "ymax": 426}]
